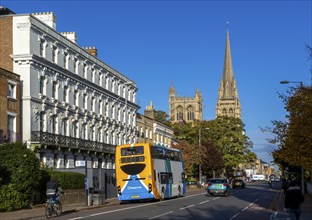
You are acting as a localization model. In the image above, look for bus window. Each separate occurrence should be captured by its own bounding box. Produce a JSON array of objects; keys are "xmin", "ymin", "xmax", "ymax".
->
[
  {"xmin": 182, "ymin": 172, "xmax": 186, "ymax": 183},
  {"xmin": 121, "ymin": 146, "xmax": 144, "ymax": 156},
  {"xmin": 160, "ymin": 172, "xmax": 173, "ymax": 184},
  {"xmin": 151, "ymin": 146, "xmax": 164, "ymax": 159}
]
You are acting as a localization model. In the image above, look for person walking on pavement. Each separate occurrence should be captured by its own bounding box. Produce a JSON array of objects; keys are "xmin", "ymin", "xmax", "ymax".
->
[
  {"xmin": 284, "ymin": 180, "xmax": 304, "ymax": 220},
  {"xmin": 268, "ymin": 179, "xmax": 272, "ymax": 190},
  {"xmin": 282, "ymin": 177, "xmax": 288, "ymax": 194}
]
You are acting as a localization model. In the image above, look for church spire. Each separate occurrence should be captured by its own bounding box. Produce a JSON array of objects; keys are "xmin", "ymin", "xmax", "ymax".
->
[
  {"xmin": 216, "ymin": 23, "xmax": 241, "ymax": 118},
  {"xmin": 222, "ymin": 23, "xmax": 235, "ymax": 98}
]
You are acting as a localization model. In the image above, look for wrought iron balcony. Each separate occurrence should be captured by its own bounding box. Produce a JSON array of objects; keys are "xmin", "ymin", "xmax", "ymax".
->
[{"xmin": 31, "ymin": 131, "xmax": 115, "ymax": 154}]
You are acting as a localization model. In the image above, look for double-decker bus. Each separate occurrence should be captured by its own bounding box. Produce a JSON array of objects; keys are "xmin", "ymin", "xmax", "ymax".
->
[{"xmin": 115, "ymin": 143, "xmax": 186, "ymax": 202}]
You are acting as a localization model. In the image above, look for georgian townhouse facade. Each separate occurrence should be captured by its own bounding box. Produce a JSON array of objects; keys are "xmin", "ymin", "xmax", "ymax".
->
[
  {"xmin": 137, "ymin": 102, "xmax": 174, "ymax": 147},
  {"xmin": 0, "ymin": 11, "xmax": 139, "ymax": 169}
]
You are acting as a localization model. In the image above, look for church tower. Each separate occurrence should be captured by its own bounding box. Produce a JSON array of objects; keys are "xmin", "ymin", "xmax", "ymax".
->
[
  {"xmin": 216, "ymin": 26, "xmax": 241, "ymax": 118},
  {"xmin": 169, "ymin": 83, "xmax": 203, "ymax": 123}
]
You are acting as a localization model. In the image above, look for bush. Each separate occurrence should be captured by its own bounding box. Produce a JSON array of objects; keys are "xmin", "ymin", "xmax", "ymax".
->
[
  {"xmin": 0, "ymin": 142, "xmax": 41, "ymax": 211},
  {"xmin": 0, "ymin": 184, "xmax": 28, "ymax": 212},
  {"xmin": 47, "ymin": 170, "xmax": 85, "ymax": 190}
]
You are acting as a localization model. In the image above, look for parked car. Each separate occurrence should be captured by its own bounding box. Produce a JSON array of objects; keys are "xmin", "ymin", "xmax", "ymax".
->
[
  {"xmin": 206, "ymin": 178, "xmax": 231, "ymax": 197},
  {"xmin": 232, "ymin": 179, "xmax": 246, "ymax": 189}
]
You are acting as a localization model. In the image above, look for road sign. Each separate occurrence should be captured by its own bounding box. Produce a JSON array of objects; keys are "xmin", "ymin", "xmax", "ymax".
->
[{"xmin": 75, "ymin": 160, "xmax": 86, "ymax": 167}]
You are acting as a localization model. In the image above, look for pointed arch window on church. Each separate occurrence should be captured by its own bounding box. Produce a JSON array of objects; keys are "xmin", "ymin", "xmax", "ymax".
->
[
  {"xmin": 176, "ymin": 106, "xmax": 183, "ymax": 121},
  {"xmin": 222, "ymin": 108, "xmax": 227, "ymax": 114},
  {"xmin": 229, "ymin": 108, "xmax": 234, "ymax": 117},
  {"xmin": 187, "ymin": 106, "xmax": 194, "ymax": 121}
]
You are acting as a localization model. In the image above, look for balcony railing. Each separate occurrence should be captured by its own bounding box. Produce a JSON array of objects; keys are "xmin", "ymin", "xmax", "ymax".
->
[{"xmin": 31, "ymin": 131, "xmax": 115, "ymax": 154}]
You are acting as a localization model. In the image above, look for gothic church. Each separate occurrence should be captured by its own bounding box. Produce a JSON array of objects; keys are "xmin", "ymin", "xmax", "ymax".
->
[
  {"xmin": 169, "ymin": 27, "xmax": 241, "ymax": 123},
  {"xmin": 169, "ymin": 85, "xmax": 203, "ymax": 123}
]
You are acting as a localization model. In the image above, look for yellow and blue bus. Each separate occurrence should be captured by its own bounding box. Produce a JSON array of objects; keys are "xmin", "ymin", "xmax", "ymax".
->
[{"xmin": 115, "ymin": 143, "xmax": 186, "ymax": 202}]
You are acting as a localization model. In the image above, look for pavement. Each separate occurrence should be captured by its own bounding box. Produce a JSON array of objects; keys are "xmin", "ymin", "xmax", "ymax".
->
[
  {"xmin": 1, "ymin": 184, "xmax": 311, "ymax": 220},
  {"xmin": 269, "ymin": 187, "xmax": 312, "ymax": 220}
]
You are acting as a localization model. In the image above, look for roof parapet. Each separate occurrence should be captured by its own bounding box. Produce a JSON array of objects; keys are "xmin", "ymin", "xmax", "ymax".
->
[
  {"xmin": 32, "ymin": 12, "xmax": 56, "ymax": 30},
  {"xmin": 60, "ymin": 32, "xmax": 77, "ymax": 44}
]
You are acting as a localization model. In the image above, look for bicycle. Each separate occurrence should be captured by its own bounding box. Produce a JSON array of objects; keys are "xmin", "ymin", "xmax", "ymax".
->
[{"xmin": 45, "ymin": 196, "xmax": 62, "ymax": 219}]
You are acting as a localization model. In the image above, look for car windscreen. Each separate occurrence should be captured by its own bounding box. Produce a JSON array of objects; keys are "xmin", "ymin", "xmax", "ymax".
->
[{"xmin": 210, "ymin": 179, "xmax": 226, "ymax": 184}]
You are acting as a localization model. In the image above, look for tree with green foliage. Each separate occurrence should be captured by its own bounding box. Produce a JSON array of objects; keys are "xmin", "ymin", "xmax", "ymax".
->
[
  {"xmin": 172, "ymin": 120, "xmax": 199, "ymax": 144},
  {"xmin": 201, "ymin": 139, "xmax": 224, "ymax": 178},
  {"xmin": 265, "ymin": 44, "xmax": 312, "ymax": 179},
  {"xmin": 0, "ymin": 142, "xmax": 41, "ymax": 211},
  {"xmin": 201, "ymin": 117, "xmax": 253, "ymax": 176},
  {"xmin": 171, "ymin": 117, "xmax": 253, "ymax": 178},
  {"xmin": 154, "ymin": 110, "xmax": 172, "ymax": 127},
  {"xmin": 268, "ymin": 85, "xmax": 312, "ymax": 178}
]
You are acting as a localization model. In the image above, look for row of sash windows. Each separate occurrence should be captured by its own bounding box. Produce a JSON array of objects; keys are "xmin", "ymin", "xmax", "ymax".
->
[
  {"xmin": 39, "ymin": 112, "xmax": 129, "ymax": 145},
  {"xmin": 39, "ymin": 39, "xmax": 133, "ymax": 99}
]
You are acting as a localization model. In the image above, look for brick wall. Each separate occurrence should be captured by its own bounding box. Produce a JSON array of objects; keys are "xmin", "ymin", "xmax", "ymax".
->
[
  {"xmin": 0, "ymin": 68, "xmax": 21, "ymax": 142},
  {"xmin": 0, "ymin": 70, "xmax": 7, "ymax": 133},
  {"xmin": 0, "ymin": 16, "xmax": 13, "ymax": 71}
]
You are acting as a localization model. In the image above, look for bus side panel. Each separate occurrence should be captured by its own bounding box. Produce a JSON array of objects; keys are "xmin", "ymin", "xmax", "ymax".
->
[
  {"xmin": 153, "ymin": 159, "xmax": 167, "ymax": 198},
  {"xmin": 171, "ymin": 160, "xmax": 186, "ymax": 196},
  {"xmin": 153, "ymin": 159, "xmax": 185, "ymax": 199}
]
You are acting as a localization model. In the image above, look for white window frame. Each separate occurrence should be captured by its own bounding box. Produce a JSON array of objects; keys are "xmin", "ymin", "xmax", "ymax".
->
[{"xmin": 8, "ymin": 80, "xmax": 17, "ymax": 99}]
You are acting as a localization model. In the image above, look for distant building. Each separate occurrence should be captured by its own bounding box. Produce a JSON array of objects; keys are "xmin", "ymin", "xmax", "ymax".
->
[
  {"xmin": 169, "ymin": 84, "xmax": 203, "ymax": 123},
  {"xmin": 238, "ymin": 159, "xmax": 272, "ymax": 178},
  {"xmin": 0, "ymin": 9, "xmax": 140, "ymax": 169},
  {"xmin": 137, "ymin": 101, "xmax": 174, "ymax": 147},
  {"xmin": 0, "ymin": 67, "xmax": 21, "ymax": 143},
  {"xmin": 216, "ymin": 27, "xmax": 241, "ymax": 118}
]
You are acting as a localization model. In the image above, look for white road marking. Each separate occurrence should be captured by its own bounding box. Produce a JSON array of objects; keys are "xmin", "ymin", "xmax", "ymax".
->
[
  {"xmin": 148, "ymin": 211, "xmax": 173, "ymax": 219},
  {"xmin": 180, "ymin": 204, "xmax": 195, "ymax": 210},
  {"xmin": 199, "ymin": 200, "xmax": 210, "ymax": 204},
  {"xmin": 242, "ymin": 206, "xmax": 248, "ymax": 211},
  {"xmin": 229, "ymin": 212, "xmax": 240, "ymax": 220},
  {"xmin": 212, "ymin": 197, "xmax": 220, "ymax": 200}
]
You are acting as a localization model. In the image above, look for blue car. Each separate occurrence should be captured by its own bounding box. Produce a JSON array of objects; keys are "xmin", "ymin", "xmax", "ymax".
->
[{"xmin": 206, "ymin": 178, "xmax": 230, "ymax": 197}]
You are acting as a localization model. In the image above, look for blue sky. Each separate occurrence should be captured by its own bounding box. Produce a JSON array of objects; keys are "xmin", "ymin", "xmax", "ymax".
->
[{"xmin": 2, "ymin": 0, "xmax": 311, "ymax": 165}]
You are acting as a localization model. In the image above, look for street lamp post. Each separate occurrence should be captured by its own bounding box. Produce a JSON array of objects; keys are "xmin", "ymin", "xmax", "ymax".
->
[
  {"xmin": 198, "ymin": 127, "xmax": 209, "ymax": 186},
  {"xmin": 280, "ymin": 80, "xmax": 304, "ymax": 195}
]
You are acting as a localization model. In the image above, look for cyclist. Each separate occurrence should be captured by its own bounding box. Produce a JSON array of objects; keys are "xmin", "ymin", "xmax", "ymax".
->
[{"xmin": 46, "ymin": 177, "xmax": 64, "ymax": 204}]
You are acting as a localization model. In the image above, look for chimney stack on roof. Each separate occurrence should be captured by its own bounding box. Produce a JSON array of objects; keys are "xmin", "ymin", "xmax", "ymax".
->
[
  {"xmin": 32, "ymin": 12, "xmax": 56, "ymax": 30},
  {"xmin": 83, "ymin": 47, "xmax": 98, "ymax": 57},
  {"xmin": 144, "ymin": 101, "xmax": 155, "ymax": 120},
  {"xmin": 61, "ymin": 32, "xmax": 77, "ymax": 44}
]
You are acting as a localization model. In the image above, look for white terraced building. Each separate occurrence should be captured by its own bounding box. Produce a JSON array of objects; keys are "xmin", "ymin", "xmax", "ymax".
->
[{"xmin": 0, "ymin": 11, "xmax": 139, "ymax": 169}]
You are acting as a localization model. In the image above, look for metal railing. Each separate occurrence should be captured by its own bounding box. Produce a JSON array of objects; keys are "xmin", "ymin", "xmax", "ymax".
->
[{"xmin": 31, "ymin": 131, "xmax": 115, "ymax": 154}]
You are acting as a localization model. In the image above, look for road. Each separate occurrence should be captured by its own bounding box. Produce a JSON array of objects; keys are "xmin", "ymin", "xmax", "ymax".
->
[{"xmin": 43, "ymin": 182, "xmax": 280, "ymax": 220}]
